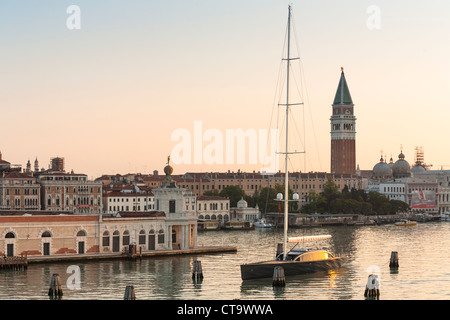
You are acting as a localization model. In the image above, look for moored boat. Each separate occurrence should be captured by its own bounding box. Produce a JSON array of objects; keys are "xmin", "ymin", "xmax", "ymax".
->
[
  {"xmin": 241, "ymin": 234, "xmax": 347, "ymax": 280},
  {"xmin": 198, "ymin": 220, "xmax": 221, "ymax": 231},
  {"xmin": 394, "ymin": 219, "xmax": 418, "ymax": 226},
  {"xmin": 223, "ymin": 220, "xmax": 254, "ymax": 230},
  {"xmin": 440, "ymin": 212, "xmax": 450, "ymax": 221},
  {"xmin": 240, "ymin": 5, "xmax": 347, "ymax": 281},
  {"xmin": 253, "ymin": 218, "xmax": 274, "ymax": 228}
]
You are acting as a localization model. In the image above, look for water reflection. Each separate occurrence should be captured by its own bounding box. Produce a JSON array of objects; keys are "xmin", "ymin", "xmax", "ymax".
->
[{"xmin": 0, "ymin": 222, "xmax": 449, "ymax": 299}]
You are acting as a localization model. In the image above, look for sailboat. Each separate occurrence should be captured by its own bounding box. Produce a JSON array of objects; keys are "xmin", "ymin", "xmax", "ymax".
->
[{"xmin": 240, "ymin": 5, "xmax": 347, "ymax": 281}]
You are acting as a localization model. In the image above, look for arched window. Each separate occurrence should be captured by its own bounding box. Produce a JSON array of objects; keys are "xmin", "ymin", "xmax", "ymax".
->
[
  {"xmin": 102, "ymin": 231, "xmax": 110, "ymax": 247},
  {"xmin": 42, "ymin": 231, "xmax": 52, "ymax": 237},
  {"xmin": 76, "ymin": 230, "xmax": 86, "ymax": 237},
  {"xmin": 123, "ymin": 230, "xmax": 130, "ymax": 246},
  {"xmin": 157, "ymin": 229, "xmax": 165, "ymax": 244},
  {"xmin": 5, "ymin": 232, "xmax": 15, "ymax": 239},
  {"xmin": 139, "ymin": 230, "xmax": 146, "ymax": 245}
]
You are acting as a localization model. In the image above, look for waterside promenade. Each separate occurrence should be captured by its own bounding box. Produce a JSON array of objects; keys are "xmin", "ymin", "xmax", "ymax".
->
[{"xmin": 26, "ymin": 245, "xmax": 237, "ymax": 264}]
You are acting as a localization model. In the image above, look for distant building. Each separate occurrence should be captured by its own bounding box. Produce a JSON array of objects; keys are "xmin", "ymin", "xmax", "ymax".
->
[
  {"xmin": 230, "ymin": 198, "xmax": 260, "ymax": 222},
  {"xmin": 50, "ymin": 157, "xmax": 64, "ymax": 171},
  {"xmin": 0, "ymin": 151, "xmax": 21, "ymax": 173},
  {"xmin": 102, "ymin": 184, "xmax": 155, "ymax": 214},
  {"xmin": 37, "ymin": 170, "xmax": 103, "ymax": 214},
  {"xmin": 330, "ymin": 68, "xmax": 356, "ymax": 175},
  {"xmin": 196, "ymin": 195, "xmax": 230, "ymax": 221},
  {"xmin": 0, "ymin": 172, "xmax": 41, "ymax": 211}
]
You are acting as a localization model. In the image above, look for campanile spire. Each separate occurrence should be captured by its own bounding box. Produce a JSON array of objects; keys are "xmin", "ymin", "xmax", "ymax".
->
[{"xmin": 330, "ymin": 68, "xmax": 356, "ymax": 174}]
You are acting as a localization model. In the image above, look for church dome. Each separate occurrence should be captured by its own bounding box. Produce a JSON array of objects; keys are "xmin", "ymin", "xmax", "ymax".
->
[
  {"xmin": 411, "ymin": 162, "xmax": 426, "ymax": 174},
  {"xmin": 237, "ymin": 198, "xmax": 248, "ymax": 208},
  {"xmin": 392, "ymin": 151, "xmax": 411, "ymax": 178},
  {"xmin": 372, "ymin": 156, "xmax": 392, "ymax": 178}
]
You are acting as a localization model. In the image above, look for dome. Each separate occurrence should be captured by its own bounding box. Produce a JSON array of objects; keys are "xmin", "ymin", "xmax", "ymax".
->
[
  {"xmin": 372, "ymin": 156, "xmax": 392, "ymax": 178},
  {"xmin": 164, "ymin": 165, "xmax": 173, "ymax": 176},
  {"xmin": 411, "ymin": 162, "xmax": 426, "ymax": 174},
  {"xmin": 392, "ymin": 153, "xmax": 410, "ymax": 178},
  {"xmin": 237, "ymin": 198, "xmax": 248, "ymax": 208}
]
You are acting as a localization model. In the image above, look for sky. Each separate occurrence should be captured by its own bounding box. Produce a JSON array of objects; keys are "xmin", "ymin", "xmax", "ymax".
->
[{"xmin": 1, "ymin": 0, "xmax": 450, "ymax": 178}]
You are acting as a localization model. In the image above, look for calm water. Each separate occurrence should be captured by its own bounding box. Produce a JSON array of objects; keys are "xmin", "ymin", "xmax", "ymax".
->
[{"xmin": 1, "ymin": 222, "xmax": 449, "ymax": 300}]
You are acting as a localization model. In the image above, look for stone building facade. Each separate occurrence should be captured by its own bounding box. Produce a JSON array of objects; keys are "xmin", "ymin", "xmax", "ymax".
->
[
  {"xmin": 38, "ymin": 171, "xmax": 103, "ymax": 214},
  {"xmin": 0, "ymin": 172, "xmax": 41, "ymax": 211}
]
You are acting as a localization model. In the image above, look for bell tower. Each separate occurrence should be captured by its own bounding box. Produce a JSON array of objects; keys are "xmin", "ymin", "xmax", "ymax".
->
[{"xmin": 330, "ymin": 68, "xmax": 356, "ymax": 174}]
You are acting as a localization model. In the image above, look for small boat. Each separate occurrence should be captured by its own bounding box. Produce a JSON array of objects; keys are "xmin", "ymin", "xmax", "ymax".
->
[
  {"xmin": 197, "ymin": 220, "xmax": 221, "ymax": 231},
  {"xmin": 394, "ymin": 220, "xmax": 418, "ymax": 226},
  {"xmin": 223, "ymin": 220, "xmax": 254, "ymax": 230},
  {"xmin": 440, "ymin": 212, "xmax": 450, "ymax": 221},
  {"xmin": 253, "ymin": 218, "xmax": 274, "ymax": 228}
]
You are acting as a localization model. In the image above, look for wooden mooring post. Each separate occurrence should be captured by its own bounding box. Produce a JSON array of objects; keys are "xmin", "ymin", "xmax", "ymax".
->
[
  {"xmin": 48, "ymin": 273, "xmax": 63, "ymax": 299},
  {"xmin": 389, "ymin": 251, "xmax": 399, "ymax": 268},
  {"xmin": 276, "ymin": 243, "xmax": 283, "ymax": 259},
  {"xmin": 364, "ymin": 274, "xmax": 380, "ymax": 299},
  {"xmin": 124, "ymin": 286, "xmax": 136, "ymax": 300},
  {"xmin": 192, "ymin": 260, "xmax": 203, "ymax": 281},
  {"xmin": 272, "ymin": 266, "xmax": 285, "ymax": 287}
]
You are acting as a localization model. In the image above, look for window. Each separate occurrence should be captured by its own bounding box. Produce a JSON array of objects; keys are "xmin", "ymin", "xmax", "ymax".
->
[
  {"xmin": 5, "ymin": 232, "xmax": 15, "ymax": 239},
  {"xmin": 76, "ymin": 230, "xmax": 86, "ymax": 237},
  {"xmin": 139, "ymin": 230, "xmax": 146, "ymax": 245},
  {"xmin": 102, "ymin": 231, "xmax": 110, "ymax": 246},
  {"xmin": 169, "ymin": 200, "xmax": 176, "ymax": 213},
  {"xmin": 158, "ymin": 229, "xmax": 165, "ymax": 244},
  {"xmin": 42, "ymin": 231, "xmax": 52, "ymax": 237},
  {"xmin": 123, "ymin": 230, "xmax": 130, "ymax": 246}
]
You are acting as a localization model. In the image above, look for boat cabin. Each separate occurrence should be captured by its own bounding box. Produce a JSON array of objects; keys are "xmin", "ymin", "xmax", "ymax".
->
[{"xmin": 277, "ymin": 248, "xmax": 333, "ymax": 262}]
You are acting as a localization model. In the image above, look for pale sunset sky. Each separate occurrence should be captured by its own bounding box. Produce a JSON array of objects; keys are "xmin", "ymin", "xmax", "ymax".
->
[{"xmin": 1, "ymin": 1, "xmax": 449, "ymax": 178}]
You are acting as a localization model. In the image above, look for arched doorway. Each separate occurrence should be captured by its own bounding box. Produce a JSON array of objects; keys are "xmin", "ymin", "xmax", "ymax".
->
[
  {"xmin": 148, "ymin": 229, "xmax": 155, "ymax": 251},
  {"xmin": 172, "ymin": 229, "xmax": 177, "ymax": 249},
  {"xmin": 76, "ymin": 230, "xmax": 87, "ymax": 254},
  {"xmin": 5, "ymin": 232, "xmax": 15, "ymax": 257},
  {"xmin": 112, "ymin": 230, "xmax": 120, "ymax": 252},
  {"xmin": 42, "ymin": 231, "xmax": 52, "ymax": 255}
]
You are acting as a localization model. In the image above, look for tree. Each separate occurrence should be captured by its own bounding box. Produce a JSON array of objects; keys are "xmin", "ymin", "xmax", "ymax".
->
[
  {"xmin": 301, "ymin": 191, "xmax": 326, "ymax": 214},
  {"xmin": 219, "ymin": 185, "xmax": 245, "ymax": 207}
]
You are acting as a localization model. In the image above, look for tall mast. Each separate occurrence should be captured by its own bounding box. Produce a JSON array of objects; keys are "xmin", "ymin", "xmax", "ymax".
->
[
  {"xmin": 280, "ymin": 5, "xmax": 303, "ymax": 261},
  {"xmin": 283, "ymin": 5, "xmax": 291, "ymax": 261}
]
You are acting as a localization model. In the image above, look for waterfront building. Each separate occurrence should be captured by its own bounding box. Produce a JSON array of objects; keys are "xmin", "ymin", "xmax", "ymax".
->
[
  {"xmin": 230, "ymin": 198, "xmax": 260, "ymax": 221},
  {"xmin": 330, "ymin": 68, "xmax": 356, "ymax": 175},
  {"xmin": 412, "ymin": 169, "xmax": 450, "ymax": 214},
  {"xmin": 38, "ymin": 170, "xmax": 103, "ymax": 214},
  {"xmin": 151, "ymin": 159, "xmax": 198, "ymax": 250},
  {"xmin": 0, "ymin": 208, "xmax": 197, "ymax": 257},
  {"xmin": 196, "ymin": 195, "xmax": 230, "ymax": 221},
  {"xmin": 0, "ymin": 212, "xmax": 100, "ymax": 256},
  {"xmin": 0, "ymin": 172, "xmax": 41, "ymax": 211},
  {"xmin": 364, "ymin": 149, "xmax": 450, "ymax": 214},
  {"xmin": 0, "ymin": 160, "xmax": 198, "ymax": 257}
]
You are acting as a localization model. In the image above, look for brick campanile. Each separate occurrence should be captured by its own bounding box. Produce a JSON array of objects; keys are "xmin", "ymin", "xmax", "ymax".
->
[{"xmin": 330, "ymin": 68, "xmax": 356, "ymax": 175}]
